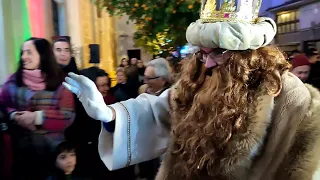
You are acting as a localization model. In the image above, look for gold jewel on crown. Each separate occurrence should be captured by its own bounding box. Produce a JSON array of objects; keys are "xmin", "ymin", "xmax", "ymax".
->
[{"xmin": 200, "ymin": 0, "xmax": 262, "ymax": 23}]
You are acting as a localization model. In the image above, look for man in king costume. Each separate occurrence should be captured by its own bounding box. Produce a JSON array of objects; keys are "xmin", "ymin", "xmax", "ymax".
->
[{"xmin": 63, "ymin": 0, "xmax": 320, "ymax": 179}]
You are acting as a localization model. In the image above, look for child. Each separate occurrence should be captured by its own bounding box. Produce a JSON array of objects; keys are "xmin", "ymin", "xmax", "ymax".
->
[{"xmin": 47, "ymin": 141, "xmax": 90, "ymax": 180}]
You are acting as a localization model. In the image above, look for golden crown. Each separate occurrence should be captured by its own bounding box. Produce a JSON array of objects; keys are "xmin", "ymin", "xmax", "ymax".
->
[{"xmin": 200, "ymin": 0, "xmax": 262, "ymax": 23}]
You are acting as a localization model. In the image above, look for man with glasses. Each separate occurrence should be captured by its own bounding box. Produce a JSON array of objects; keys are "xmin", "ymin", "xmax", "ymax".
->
[
  {"xmin": 136, "ymin": 58, "xmax": 171, "ymax": 180},
  {"xmin": 139, "ymin": 58, "xmax": 172, "ymax": 96},
  {"xmin": 63, "ymin": 0, "xmax": 320, "ymax": 179}
]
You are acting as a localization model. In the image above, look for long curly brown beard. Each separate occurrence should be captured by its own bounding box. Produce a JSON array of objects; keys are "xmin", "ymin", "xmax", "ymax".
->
[{"xmin": 170, "ymin": 46, "xmax": 290, "ymax": 179}]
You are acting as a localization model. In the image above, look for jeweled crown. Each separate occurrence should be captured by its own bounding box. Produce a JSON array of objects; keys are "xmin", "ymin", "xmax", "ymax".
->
[{"xmin": 200, "ymin": 0, "xmax": 262, "ymax": 23}]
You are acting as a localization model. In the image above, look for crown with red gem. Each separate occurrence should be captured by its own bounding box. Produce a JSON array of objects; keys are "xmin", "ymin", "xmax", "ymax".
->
[{"xmin": 200, "ymin": 0, "xmax": 262, "ymax": 23}]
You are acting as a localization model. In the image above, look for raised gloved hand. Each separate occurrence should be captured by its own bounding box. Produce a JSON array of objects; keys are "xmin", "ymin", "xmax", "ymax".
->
[{"xmin": 63, "ymin": 73, "xmax": 113, "ymax": 122}]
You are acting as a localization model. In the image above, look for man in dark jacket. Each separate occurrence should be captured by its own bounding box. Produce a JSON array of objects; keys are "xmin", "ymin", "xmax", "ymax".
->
[
  {"xmin": 305, "ymin": 48, "xmax": 320, "ymax": 89},
  {"xmin": 53, "ymin": 37, "xmax": 79, "ymax": 75}
]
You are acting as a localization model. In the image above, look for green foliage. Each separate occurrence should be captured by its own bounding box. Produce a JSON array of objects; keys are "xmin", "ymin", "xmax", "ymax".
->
[{"xmin": 101, "ymin": 0, "xmax": 201, "ymax": 55}]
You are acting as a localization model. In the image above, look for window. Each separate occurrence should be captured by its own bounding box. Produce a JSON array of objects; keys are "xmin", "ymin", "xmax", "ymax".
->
[{"xmin": 276, "ymin": 10, "xmax": 299, "ymax": 34}]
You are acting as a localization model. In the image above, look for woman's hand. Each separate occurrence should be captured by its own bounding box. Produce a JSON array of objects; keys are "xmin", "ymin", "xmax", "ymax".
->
[
  {"xmin": 63, "ymin": 73, "xmax": 114, "ymax": 122},
  {"xmin": 15, "ymin": 111, "xmax": 36, "ymax": 131}
]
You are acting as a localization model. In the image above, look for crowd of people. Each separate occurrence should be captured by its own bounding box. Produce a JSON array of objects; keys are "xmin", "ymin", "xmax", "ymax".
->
[
  {"xmin": 0, "ymin": 37, "xmax": 175, "ymax": 180},
  {"xmin": 0, "ymin": 3, "xmax": 320, "ymax": 178},
  {"xmin": 0, "ymin": 35, "xmax": 320, "ymax": 180}
]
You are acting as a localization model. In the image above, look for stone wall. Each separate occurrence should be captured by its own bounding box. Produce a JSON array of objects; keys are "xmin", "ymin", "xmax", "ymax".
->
[
  {"xmin": 65, "ymin": 0, "xmax": 83, "ymax": 68},
  {"xmin": 115, "ymin": 15, "xmax": 153, "ymax": 66}
]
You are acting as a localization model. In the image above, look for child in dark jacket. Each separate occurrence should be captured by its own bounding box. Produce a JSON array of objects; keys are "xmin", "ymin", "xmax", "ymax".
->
[{"xmin": 47, "ymin": 141, "xmax": 90, "ymax": 180}]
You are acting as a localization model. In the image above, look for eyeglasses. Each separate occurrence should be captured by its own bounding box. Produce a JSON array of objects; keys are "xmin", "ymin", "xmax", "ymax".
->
[
  {"xmin": 144, "ymin": 76, "xmax": 160, "ymax": 81},
  {"xmin": 198, "ymin": 48, "xmax": 228, "ymax": 56},
  {"xmin": 195, "ymin": 48, "xmax": 229, "ymax": 63}
]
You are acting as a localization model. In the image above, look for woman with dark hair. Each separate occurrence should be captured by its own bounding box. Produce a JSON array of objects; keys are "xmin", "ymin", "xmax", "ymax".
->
[
  {"xmin": 53, "ymin": 37, "xmax": 79, "ymax": 75},
  {"xmin": 15, "ymin": 37, "xmax": 66, "ymax": 90},
  {"xmin": 0, "ymin": 37, "xmax": 75, "ymax": 179},
  {"xmin": 112, "ymin": 67, "xmax": 139, "ymax": 102},
  {"xmin": 119, "ymin": 58, "xmax": 129, "ymax": 68}
]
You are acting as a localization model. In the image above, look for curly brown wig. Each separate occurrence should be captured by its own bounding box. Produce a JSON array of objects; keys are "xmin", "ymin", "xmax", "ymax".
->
[{"xmin": 170, "ymin": 46, "xmax": 290, "ymax": 179}]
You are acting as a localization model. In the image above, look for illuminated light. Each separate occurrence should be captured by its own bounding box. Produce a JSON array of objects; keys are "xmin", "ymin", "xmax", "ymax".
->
[
  {"xmin": 17, "ymin": 0, "xmax": 32, "ymax": 63},
  {"xmin": 22, "ymin": 0, "xmax": 32, "ymax": 40},
  {"xmin": 280, "ymin": 13, "xmax": 290, "ymax": 18},
  {"xmin": 315, "ymin": 8, "xmax": 319, "ymax": 14},
  {"xmin": 180, "ymin": 45, "xmax": 189, "ymax": 54},
  {"xmin": 27, "ymin": 0, "xmax": 45, "ymax": 37}
]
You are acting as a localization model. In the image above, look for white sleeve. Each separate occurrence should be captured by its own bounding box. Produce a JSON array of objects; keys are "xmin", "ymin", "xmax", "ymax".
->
[{"xmin": 98, "ymin": 89, "xmax": 171, "ymax": 171}]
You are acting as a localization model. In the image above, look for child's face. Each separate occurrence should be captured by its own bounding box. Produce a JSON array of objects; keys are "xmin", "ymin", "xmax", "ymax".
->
[{"xmin": 56, "ymin": 151, "xmax": 76, "ymax": 175}]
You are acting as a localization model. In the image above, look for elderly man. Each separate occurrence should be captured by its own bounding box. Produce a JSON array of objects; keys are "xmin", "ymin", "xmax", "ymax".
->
[
  {"xmin": 136, "ymin": 58, "xmax": 171, "ymax": 179},
  {"xmin": 138, "ymin": 58, "xmax": 172, "ymax": 96}
]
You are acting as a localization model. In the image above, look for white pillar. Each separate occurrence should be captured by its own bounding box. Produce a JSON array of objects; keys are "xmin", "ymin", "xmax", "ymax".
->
[
  {"xmin": 0, "ymin": 0, "xmax": 21, "ymax": 84},
  {"xmin": 65, "ymin": 0, "xmax": 83, "ymax": 68}
]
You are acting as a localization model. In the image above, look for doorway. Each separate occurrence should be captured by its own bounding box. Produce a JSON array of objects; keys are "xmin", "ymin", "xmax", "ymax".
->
[{"xmin": 127, "ymin": 49, "xmax": 141, "ymax": 61}]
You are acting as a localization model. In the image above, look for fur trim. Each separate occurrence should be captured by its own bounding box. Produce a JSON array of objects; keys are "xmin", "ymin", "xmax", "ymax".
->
[
  {"xmin": 217, "ymin": 91, "xmax": 274, "ymax": 179},
  {"xmin": 248, "ymin": 73, "xmax": 312, "ymax": 180},
  {"xmin": 276, "ymin": 84, "xmax": 320, "ymax": 180},
  {"xmin": 157, "ymin": 73, "xmax": 320, "ymax": 180}
]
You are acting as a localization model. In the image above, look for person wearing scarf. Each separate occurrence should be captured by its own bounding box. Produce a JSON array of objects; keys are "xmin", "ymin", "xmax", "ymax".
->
[{"xmin": 0, "ymin": 38, "xmax": 75, "ymax": 180}]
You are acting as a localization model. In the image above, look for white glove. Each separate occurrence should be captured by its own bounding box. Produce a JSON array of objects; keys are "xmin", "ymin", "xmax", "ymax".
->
[{"xmin": 63, "ymin": 73, "xmax": 113, "ymax": 122}]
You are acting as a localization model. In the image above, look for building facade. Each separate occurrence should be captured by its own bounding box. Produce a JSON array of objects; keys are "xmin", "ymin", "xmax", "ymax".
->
[
  {"xmin": 0, "ymin": 0, "xmax": 158, "ymax": 85},
  {"xmin": 0, "ymin": 0, "xmax": 54, "ymax": 84},
  {"xmin": 261, "ymin": 0, "xmax": 320, "ymax": 53},
  {"xmin": 56, "ymin": 0, "xmax": 152, "ymax": 84},
  {"xmin": 115, "ymin": 15, "xmax": 153, "ymax": 66}
]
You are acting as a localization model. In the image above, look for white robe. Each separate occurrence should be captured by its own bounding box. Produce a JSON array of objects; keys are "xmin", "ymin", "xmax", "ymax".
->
[{"xmin": 98, "ymin": 90, "xmax": 170, "ymax": 170}]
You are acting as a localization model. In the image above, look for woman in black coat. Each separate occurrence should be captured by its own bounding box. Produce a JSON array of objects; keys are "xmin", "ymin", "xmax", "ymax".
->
[{"xmin": 111, "ymin": 67, "xmax": 140, "ymax": 102}]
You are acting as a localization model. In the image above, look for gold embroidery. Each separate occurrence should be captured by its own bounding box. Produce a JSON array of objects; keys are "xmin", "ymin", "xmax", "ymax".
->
[
  {"xmin": 200, "ymin": 0, "xmax": 263, "ymax": 24},
  {"xmin": 119, "ymin": 102, "xmax": 132, "ymax": 167}
]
